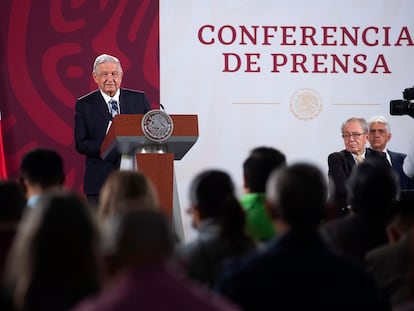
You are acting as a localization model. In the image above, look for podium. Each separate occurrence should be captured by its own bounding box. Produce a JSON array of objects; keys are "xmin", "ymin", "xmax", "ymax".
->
[{"xmin": 100, "ymin": 113, "xmax": 198, "ymax": 222}]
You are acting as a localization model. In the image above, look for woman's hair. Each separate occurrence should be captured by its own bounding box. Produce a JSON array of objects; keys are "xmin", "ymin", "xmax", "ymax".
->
[
  {"xmin": 190, "ymin": 169, "xmax": 254, "ymax": 251},
  {"xmin": 98, "ymin": 170, "xmax": 159, "ymax": 225},
  {"xmin": 5, "ymin": 191, "xmax": 102, "ymax": 310}
]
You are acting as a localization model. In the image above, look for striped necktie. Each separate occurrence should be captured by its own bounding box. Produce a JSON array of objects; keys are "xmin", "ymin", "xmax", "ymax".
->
[
  {"xmin": 356, "ymin": 154, "xmax": 364, "ymax": 163},
  {"xmin": 109, "ymin": 99, "xmax": 118, "ymax": 117}
]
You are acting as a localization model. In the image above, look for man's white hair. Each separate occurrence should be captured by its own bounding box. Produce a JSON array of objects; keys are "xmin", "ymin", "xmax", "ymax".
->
[
  {"xmin": 93, "ymin": 54, "xmax": 123, "ymax": 73},
  {"xmin": 368, "ymin": 115, "xmax": 391, "ymax": 133}
]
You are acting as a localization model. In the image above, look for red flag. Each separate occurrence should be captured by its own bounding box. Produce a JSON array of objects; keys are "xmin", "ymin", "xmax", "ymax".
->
[{"xmin": 0, "ymin": 111, "xmax": 7, "ymax": 179}]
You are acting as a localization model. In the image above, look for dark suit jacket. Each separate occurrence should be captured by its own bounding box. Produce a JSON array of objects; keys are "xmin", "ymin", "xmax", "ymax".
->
[
  {"xmin": 320, "ymin": 213, "xmax": 389, "ymax": 264},
  {"xmin": 328, "ymin": 148, "xmax": 389, "ymax": 215},
  {"xmin": 74, "ymin": 88, "xmax": 151, "ymax": 195},
  {"xmin": 388, "ymin": 150, "xmax": 414, "ymax": 190},
  {"xmin": 366, "ymin": 231, "xmax": 414, "ymax": 307},
  {"xmin": 216, "ymin": 230, "xmax": 390, "ymax": 311}
]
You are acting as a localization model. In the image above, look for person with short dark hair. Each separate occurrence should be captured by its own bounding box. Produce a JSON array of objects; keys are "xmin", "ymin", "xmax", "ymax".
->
[
  {"xmin": 20, "ymin": 148, "xmax": 65, "ymax": 208},
  {"xmin": 241, "ymin": 146, "xmax": 286, "ymax": 242}
]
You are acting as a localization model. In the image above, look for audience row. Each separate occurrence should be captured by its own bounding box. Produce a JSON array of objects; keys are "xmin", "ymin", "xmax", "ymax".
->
[{"xmin": 0, "ymin": 114, "xmax": 413, "ymax": 310}]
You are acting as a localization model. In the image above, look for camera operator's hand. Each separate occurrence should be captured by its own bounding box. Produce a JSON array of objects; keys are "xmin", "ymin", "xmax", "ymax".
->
[{"xmin": 403, "ymin": 139, "xmax": 414, "ymax": 178}]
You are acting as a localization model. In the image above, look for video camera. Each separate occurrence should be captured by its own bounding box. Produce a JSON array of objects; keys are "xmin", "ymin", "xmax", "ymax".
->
[{"xmin": 390, "ymin": 87, "xmax": 414, "ymax": 118}]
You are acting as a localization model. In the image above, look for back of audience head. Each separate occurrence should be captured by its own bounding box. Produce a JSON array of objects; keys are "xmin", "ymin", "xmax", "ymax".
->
[
  {"xmin": 189, "ymin": 169, "xmax": 252, "ymax": 245},
  {"xmin": 19, "ymin": 148, "xmax": 65, "ymax": 196},
  {"xmin": 266, "ymin": 162, "xmax": 327, "ymax": 230},
  {"xmin": 243, "ymin": 146, "xmax": 286, "ymax": 193},
  {"xmin": 5, "ymin": 191, "xmax": 102, "ymax": 309},
  {"xmin": 346, "ymin": 158, "xmax": 399, "ymax": 218},
  {"xmin": 0, "ymin": 180, "xmax": 26, "ymax": 223},
  {"xmin": 98, "ymin": 170, "xmax": 159, "ymax": 225},
  {"xmin": 387, "ymin": 190, "xmax": 414, "ymax": 242},
  {"xmin": 103, "ymin": 209, "xmax": 175, "ymax": 270}
]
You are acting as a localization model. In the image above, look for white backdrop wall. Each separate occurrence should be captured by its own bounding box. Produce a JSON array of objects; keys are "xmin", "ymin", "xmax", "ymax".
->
[{"xmin": 160, "ymin": 0, "xmax": 414, "ymax": 241}]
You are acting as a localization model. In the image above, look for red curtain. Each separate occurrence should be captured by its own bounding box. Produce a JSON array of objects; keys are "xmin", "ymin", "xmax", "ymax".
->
[
  {"xmin": 0, "ymin": 114, "xmax": 7, "ymax": 179},
  {"xmin": 0, "ymin": 0, "xmax": 159, "ymax": 190}
]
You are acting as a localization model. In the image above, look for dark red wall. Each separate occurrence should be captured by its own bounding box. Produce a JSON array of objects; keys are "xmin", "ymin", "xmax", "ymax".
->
[{"xmin": 0, "ymin": 0, "xmax": 159, "ymax": 192}]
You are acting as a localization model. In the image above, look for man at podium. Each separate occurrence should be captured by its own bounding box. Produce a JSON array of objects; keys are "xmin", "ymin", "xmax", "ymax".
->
[{"xmin": 74, "ymin": 53, "xmax": 151, "ymax": 205}]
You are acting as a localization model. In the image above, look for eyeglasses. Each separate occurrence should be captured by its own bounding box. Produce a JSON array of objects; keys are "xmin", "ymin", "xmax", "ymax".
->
[{"xmin": 341, "ymin": 132, "xmax": 366, "ymax": 139}]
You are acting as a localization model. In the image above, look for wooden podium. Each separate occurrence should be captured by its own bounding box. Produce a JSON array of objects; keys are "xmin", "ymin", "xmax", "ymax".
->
[{"xmin": 100, "ymin": 113, "xmax": 198, "ymax": 221}]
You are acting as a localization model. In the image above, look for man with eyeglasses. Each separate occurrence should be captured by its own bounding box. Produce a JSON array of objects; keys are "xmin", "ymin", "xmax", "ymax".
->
[
  {"xmin": 368, "ymin": 115, "xmax": 414, "ymax": 191},
  {"xmin": 74, "ymin": 54, "xmax": 151, "ymax": 205},
  {"xmin": 327, "ymin": 117, "xmax": 389, "ymax": 217}
]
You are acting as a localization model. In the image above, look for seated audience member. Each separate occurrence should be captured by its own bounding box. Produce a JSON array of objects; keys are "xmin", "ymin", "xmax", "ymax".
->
[
  {"xmin": 0, "ymin": 181, "xmax": 26, "ymax": 279},
  {"xmin": 19, "ymin": 148, "xmax": 65, "ymax": 208},
  {"xmin": 97, "ymin": 170, "xmax": 170, "ymax": 279},
  {"xmin": 321, "ymin": 158, "xmax": 399, "ymax": 264},
  {"xmin": 241, "ymin": 146, "xmax": 286, "ymax": 243},
  {"xmin": 71, "ymin": 209, "xmax": 241, "ymax": 311},
  {"xmin": 366, "ymin": 190, "xmax": 414, "ymax": 308},
  {"xmin": 215, "ymin": 163, "xmax": 390, "ymax": 311},
  {"xmin": 328, "ymin": 117, "xmax": 389, "ymax": 217},
  {"xmin": 98, "ymin": 170, "xmax": 159, "ymax": 230},
  {"xmin": 368, "ymin": 115, "xmax": 414, "ymax": 190},
  {"xmin": 175, "ymin": 170, "xmax": 256, "ymax": 288},
  {"xmin": 4, "ymin": 192, "xmax": 103, "ymax": 311}
]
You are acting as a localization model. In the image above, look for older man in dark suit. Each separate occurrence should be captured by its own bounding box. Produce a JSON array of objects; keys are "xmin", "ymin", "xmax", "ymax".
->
[
  {"xmin": 74, "ymin": 54, "xmax": 151, "ymax": 204},
  {"xmin": 368, "ymin": 115, "xmax": 414, "ymax": 191},
  {"xmin": 327, "ymin": 117, "xmax": 389, "ymax": 217}
]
